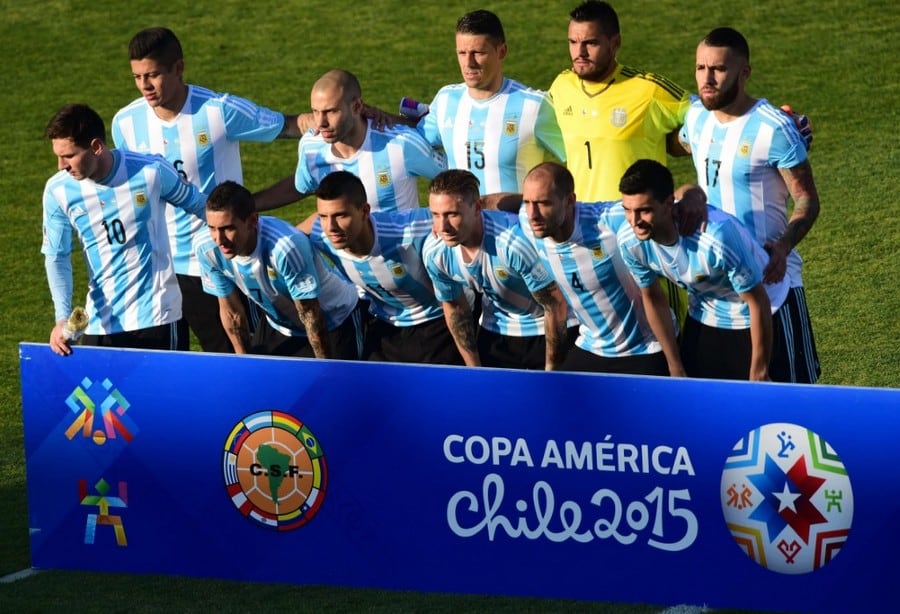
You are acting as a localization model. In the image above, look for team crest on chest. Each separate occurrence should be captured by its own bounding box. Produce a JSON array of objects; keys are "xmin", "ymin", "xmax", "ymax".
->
[
  {"xmin": 591, "ymin": 247, "xmax": 605, "ymax": 259},
  {"xmin": 134, "ymin": 191, "xmax": 147, "ymax": 206},
  {"xmin": 494, "ymin": 267, "xmax": 509, "ymax": 280},
  {"xmin": 739, "ymin": 142, "xmax": 751, "ymax": 157},
  {"xmin": 610, "ymin": 108, "xmax": 627, "ymax": 128},
  {"xmin": 197, "ymin": 131, "xmax": 210, "ymax": 147},
  {"xmin": 267, "ymin": 267, "xmax": 278, "ymax": 280},
  {"xmin": 390, "ymin": 263, "xmax": 405, "ymax": 277},
  {"xmin": 376, "ymin": 171, "xmax": 391, "ymax": 187},
  {"xmin": 504, "ymin": 119, "xmax": 518, "ymax": 136}
]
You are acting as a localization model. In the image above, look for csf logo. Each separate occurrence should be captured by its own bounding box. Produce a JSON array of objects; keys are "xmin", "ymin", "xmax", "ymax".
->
[{"xmin": 223, "ymin": 411, "xmax": 328, "ymax": 531}]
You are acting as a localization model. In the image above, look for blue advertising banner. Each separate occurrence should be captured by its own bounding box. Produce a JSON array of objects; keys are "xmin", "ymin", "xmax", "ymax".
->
[{"xmin": 19, "ymin": 343, "xmax": 900, "ymax": 613}]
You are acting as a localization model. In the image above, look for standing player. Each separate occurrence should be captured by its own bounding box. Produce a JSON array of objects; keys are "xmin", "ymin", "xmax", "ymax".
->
[
  {"xmin": 255, "ymin": 69, "xmax": 446, "ymax": 213},
  {"xmin": 417, "ymin": 9, "xmax": 565, "ymax": 194},
  {"xmin": 112, "ymin": 27, "xmax": 309, "ymax": 353},
  {"xmin": 617, "ymin": 159, "xmax": 788, "ymax": 381},
  {"xmin": 309, "ymin": 171, "xmax": 462, "ymax": 364},
  {"xmin": 677, "ymin": 27, "xmax": 821, "ymax": 383},
  {"xmin": 423, "ymin": 170, "xmax": 571, "ymax": 370},
  {"xmin": 195, "ymin": 181, "xmax": 362, "ymax": 359},
  {"xmin": 43, "ymin": 103, "xmax": 207, "ymax": 356},
  {"xmin": 520, "ymin": 162, "xmax": 669, "ymax": 375}
]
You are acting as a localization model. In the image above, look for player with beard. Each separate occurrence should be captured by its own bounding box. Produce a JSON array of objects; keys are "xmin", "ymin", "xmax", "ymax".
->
[{"xmin": 676, "ymin": 27, "xmax": 821, "ymax": 383}]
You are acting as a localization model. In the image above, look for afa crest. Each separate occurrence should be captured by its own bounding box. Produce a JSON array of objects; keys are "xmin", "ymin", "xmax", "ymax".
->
[
  {"xmin": 494, "ymin": 268, "xmax": 509, "ymax": 280},
  {"xmin": 377, "ymin": 171, "xmax": 390, "ymax": 187},
  {"xmin": 134, "ymin": 191, "xmax": 147, "ymax": 206},
  {"xmin": 610, "ymin": 108, "xmax": 627, "ymax": 128},
  {"xmin": 197, "ymin": 131, "xmax": 210, "ymax": 147},
  {"xmin": 267, "ymin": 267, "xmax": 278, "ymax": 280},
  {"xmin": 504, "ymin": 120, "xmax": 518, "ymax": 136},
  {"xmin": 391, "ymin": 264, "xmax": 405, "ymax": 277},
  {"xmin": 739, "ymin": 142, "xmax": 751, "ymax": 157},
  {"xmin": 591, "ymin": 247, "xmax": 605, "ymax": 259}
]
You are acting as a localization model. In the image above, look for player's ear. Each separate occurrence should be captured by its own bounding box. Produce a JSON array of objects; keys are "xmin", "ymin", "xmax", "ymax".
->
[
  {"xmin": 497, "ymin": 42, "xmax": 509, "ymax": 61},
  {"xmin": 89, "ymin": 138, "xmax": 104, "ymax": 156},
  {"xmin": 609, "ymin": 33, "xmax": 622, "ymax": 57},
  {"xmin": 173, "ymin": 58, "xmax": 185, "ymax": 80}
]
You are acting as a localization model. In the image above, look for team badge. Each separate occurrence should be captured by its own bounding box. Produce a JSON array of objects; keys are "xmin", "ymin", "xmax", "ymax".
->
[
  {"xmin": 494, "ymin": 267, "xmax": 509, "ymax": 280},
  {"xmin": 610, "ymin": 108, "xmax": 627, "ymax": 127},
  {"xmin": 721, "ymin": 422, "xmax": 853, "ymax": 574},
  {"xmin": 267, "ymin": 266, "xmax": 278, "ymax": 280},
  {"xmin": 739, "ymin": 142, "xmax": 751, "ymax": 157},
  {"xmin": 591, "ymin": 247, "xmax": 605, "ymax": 259},
  {"xmin": 504, "ymin": 119, "xmax": 518, "ymax": 136},
  {"xmin": 134, "ymin": 191, "xmax": 147, "ymax": 206},
  {"xmin": 197, "ymin": 131, "xmax": 210, "ymax": 147},
  {"xmin": 391, "ymin": 263, "xmax": 405, "ymax": 277},
  {"xmin": 223, "ymin": 411, "xmax": 328, "ymax": 531},
  {"xmin": 377, "ymin": 171, "xmax": 390, "ymax": 187}
]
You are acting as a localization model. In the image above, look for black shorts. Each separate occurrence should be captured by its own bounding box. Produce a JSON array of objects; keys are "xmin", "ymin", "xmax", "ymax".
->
[
  {"xmin": 561, "ymin": 345, "xmax": 669, "ymax": 376},
  {"xmin": 477, "ymin": 326, "xmax": 579, "ymax": 370},
  {"xmin": 364, "ymin": 316, "xmax": 463, "ymax": 365},
  {"xmin": 679, "ymin": 316, "xmax": 752, "ymax": 380},
  {"xmin": 250, "ymin": 302, "xmax": 363, "ymax": 360},
  {"xmin": 770, "ymin": 286, "xmax": 821, "ymax": 384},
  {"xmin": 81, "ymin": 320, "xmax": 188, "ymax": 351}
]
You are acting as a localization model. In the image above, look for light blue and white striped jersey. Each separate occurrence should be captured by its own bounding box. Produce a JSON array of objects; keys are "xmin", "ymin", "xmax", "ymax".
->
[
  {"xmin": 518, "ymin": 202, "xmax": 661, "ymax": 357},
  {"xmin": 618, "ymin": 207, "xmax": 789, "ymax": 330},
  {"xmin": 419, "ymin": 78, "xmax": 565, "ymax": 194},
  {"xmin": 294, "ymin": 120, "xmax": 445, "ymax": 212},
  {"xmin": 680, "ymin": 97, "xmax": 808, "ymax": 286},
  {"xmin": 195, "ymin": 216, "xmax": 357, "ymax": 337},
  {"xmin": 423, "ymin": 210, "xmax": 553, "ymax": 337},
  {"xmin": 42, "ymin": 150, "xmax": 206, "ymax": 334},
  {"xmin": 112, "ymin": 85, "xmax": 285, "ymax": 275},
  {"xmin": 309, "ymin": 208, "xmax": 443, "ymax": 327}
]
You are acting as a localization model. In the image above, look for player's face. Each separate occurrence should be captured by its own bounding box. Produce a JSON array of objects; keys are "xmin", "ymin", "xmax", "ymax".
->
[
  {"xmin": 311, "ymin": 86, "xmax": 360, "ymax": 143},
  {"xmin": 568, "ymin": 20, "xmax": 620, "ymax": 82},
  {"xmin": 316, "ymin": 197, "xmax": 370, "ymax": 252},
  {"xmin": 621, "ymin": 192, "xmax": 670, "ymax": 241},
  {"xmin": 52, "ymin": 138, "xmax": 101, "ymax": 181},
  {"xmin": 455, "ymin": 33, "xmax": 507, "ymax": 97},
  {"xmin": 207, "ymin": 209, "xmax": 258, "ymax": 259},
  {"xmin": 130, "ymin": 58, "xmax": 185, "ymax": 111},
  {"xmin": 429, "ymin": 192, "xmax": 482, "ymax": 248},
  {"xmin": 695, "ymin": 43, "xmax": 748, "ymax": 111},
  {"xmin": 522, "ymin": 174, "xmax": 574, "ymax": 242}
]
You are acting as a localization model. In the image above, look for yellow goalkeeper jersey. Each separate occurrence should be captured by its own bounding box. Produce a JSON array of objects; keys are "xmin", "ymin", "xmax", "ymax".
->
[{"xmin": 548, "ymin": 64, "xmax": 689, "ymax": 202}]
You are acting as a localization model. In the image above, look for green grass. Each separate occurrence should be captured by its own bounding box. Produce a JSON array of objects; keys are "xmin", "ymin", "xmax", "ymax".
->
[{"xmin": 1, "ymin": 0, "xmax": 897, "ymax": 611}]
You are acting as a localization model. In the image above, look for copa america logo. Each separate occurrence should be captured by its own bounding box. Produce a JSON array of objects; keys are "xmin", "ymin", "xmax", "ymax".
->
[
  {"xmin": 223, "ymin": 410, "xmax": 328, "ymax": 531},
  {"xmin": 721, "ymin": 422, "xmax": 852, "ymax": 574}
]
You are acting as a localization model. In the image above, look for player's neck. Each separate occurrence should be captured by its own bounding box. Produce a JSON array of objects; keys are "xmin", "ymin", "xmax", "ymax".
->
[
  {"xmin": 331, "ymin": 119, "xmax": 368, "ymax": 159},
  {"xmin": 153, "ymin": 84, "xmax": 189, "ymax": 122},
  {"xmin": 713, "ymin": 94, "xmax": 757, "ymax": 123},
  {"xmin": 459, "ymin": 224, "xmax": 484, "ymax": 263},
  {"xmin": 653, "ymin": 221, "xmax": 679, "ymax": 247}
]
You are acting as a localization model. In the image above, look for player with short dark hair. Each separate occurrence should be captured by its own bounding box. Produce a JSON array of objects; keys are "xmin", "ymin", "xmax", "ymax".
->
[
  {"xmin": 677, "ymin": 27, "xmax": 821, "ymax": 383},
  {"xmin": 112, "ymin": 27, "xmax": 311, "ymax": 353},
  {"xmin": 195, "ymin": 180, "xmax": 362, "ymax": 359},
  {"xmin": 43, "ymin": 103, "xmax": 207, "ymax": 356},
  {"xmin": 618, "ymin": 159, "xmax": 786, "ymax": 381},
  {"xmin": 309, "ymin": 171, "xmax": 463, "ymax": 364}
]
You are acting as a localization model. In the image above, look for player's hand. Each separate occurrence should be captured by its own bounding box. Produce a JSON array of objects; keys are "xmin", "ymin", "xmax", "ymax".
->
[
  {"xmin": 674, "ymin": 185, "xmax": 708, "ymax": 236},
  {"xmin": 361, "ymin": 103, "xmax": 397, "ymax": 130},
  {"xmin": 49, "ymin": 319, "xmax": 73, "ymax": 356},
  {"xmin": 780, "ymin": 105, "xmax": 813, "ymax": 151},
  {"xmin": 763, "ymin": 239, "xmax": 790, "ymax": 284}
]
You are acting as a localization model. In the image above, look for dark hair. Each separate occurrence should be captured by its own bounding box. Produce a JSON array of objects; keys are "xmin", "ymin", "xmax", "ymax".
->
[
  {"xmin": 207, "ymin": 180, "xmax": 256, "ymax": 220},
  {"xmin": 527, "ymin": 162, "xmax": 575, "ymax": 201},
  {"xmin": 702, "ymin": 27, "xmax": 750, "ymax": 62},
  {"xmin": 129, "ymin": 27, "xmax": 183, "ymax": 68},
  {"xmin": 316, "ymin": 171, "xmax": 367, "ymax": 207},
  {"xmin": 570, "ymin": 1, "xmax": 620, "ymax": 36},
  {"xmin": 619, "ymin": 159, "xmax": 674, "ymax": 202},
  {"xmin": 45, "ymin": 103, "xmax": 106, "ymax": 147},
  {"xmin": 456, "ymin": 9, "xmax": 505, "ymax": 45},
  {"xmin": 428, "ymin": 169, "xmax": 481, "ymax": 204}
]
